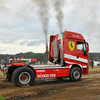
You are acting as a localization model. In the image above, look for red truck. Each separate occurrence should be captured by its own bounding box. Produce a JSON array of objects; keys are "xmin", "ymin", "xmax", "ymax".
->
[{"xmin": 2, "ymin": 30, "xmax": 89, "ymax": 87}]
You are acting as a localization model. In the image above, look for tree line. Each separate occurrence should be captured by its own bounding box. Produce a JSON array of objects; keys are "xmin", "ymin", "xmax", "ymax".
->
[
  {"xmin": 0, "ymin": 52, "xmax": 100, "ymax": 62},
  {"xmin": 89, "ymin": 53, "xmax": 100, "ymax": 61}
]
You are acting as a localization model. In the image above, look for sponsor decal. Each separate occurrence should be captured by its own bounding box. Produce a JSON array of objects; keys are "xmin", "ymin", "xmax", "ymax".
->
[
  {"xmin": 73, "ymin": 34, "xmax": 79, "ymax": 38},
  {"xmin": 37, "ymin": 70, "xmax": 45, "ymax": 72},
  {"xmin": 68, "ymin": 41, "xmax": 75, "ymax": 51},
  {"xmin": 53, "ymin": 69, "xmax": 59, "ymax": 71},
  {"xmin": 37, "ymin": 74, "xmax": 56, "ymax": 78}
]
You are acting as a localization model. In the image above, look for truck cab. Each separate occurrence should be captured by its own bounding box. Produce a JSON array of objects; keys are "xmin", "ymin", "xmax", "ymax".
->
[{"xmin": 49, "ymin": 31, "xmax": 89, "ymax": 74}]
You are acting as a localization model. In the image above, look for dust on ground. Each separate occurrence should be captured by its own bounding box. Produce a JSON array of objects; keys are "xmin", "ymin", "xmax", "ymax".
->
[{"xmin": 0, "ymin": 68, "xmax": 100, "ymax": 100}]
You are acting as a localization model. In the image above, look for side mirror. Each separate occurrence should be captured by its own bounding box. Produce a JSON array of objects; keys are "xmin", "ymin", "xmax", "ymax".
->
[{"xmin": 86, "ymin": 42, "xmax": 89, "ymax": 52}]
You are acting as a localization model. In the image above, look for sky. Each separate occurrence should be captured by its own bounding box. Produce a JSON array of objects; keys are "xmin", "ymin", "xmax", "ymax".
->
[{"xmin": 0, "ymin": 0, "xmax": 100, "ymax": 54}]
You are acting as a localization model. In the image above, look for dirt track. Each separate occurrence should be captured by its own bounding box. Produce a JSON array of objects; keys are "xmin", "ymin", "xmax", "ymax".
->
[{"xmin": 0, "ymin": 69, "xmax": 100, "ymax": 100}]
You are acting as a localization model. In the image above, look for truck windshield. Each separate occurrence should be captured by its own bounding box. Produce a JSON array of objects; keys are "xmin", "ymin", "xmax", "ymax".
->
[{"xmin": 77, "ymin": 42, "xmax": 86, "ymax": 51}]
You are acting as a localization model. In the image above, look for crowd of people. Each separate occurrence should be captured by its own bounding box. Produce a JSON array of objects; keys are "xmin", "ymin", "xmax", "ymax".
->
[
  {"xmin": 0, "ymin": 59, "xmax": 45, "ymax": 66},
  {"xmin": 12, "ymin": 58, "xmax": 22, "ymax": 63}
]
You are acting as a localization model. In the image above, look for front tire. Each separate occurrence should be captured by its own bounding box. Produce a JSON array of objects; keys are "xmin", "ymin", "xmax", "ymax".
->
[
  {"xmin": 70, "ymin": 67, "xmax": 82, "ymax": 82},
  {"xmin": 12, "ymin": 67, "xmax": 35, "ymax": 87}
]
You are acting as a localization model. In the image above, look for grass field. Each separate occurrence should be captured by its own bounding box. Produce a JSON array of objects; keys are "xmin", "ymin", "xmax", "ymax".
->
[
  {"xmin": 0, "ymin": 71, "xmax": 5, "ymax": 76},
  {"xmin": 89, "ymin": 66, "xmax": 100, "ymax": 71}
]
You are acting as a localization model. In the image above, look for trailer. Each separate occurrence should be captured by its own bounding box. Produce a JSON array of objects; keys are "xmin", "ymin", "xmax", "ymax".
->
[{"xmin": 1, "ymin": 30, "xmax": 89, "ymax": 87}]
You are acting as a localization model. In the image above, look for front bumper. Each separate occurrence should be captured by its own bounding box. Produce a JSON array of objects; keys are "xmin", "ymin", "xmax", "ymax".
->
[{"xmin": 82, "ymin": 65, "xmax": 89, "ymax": 75}]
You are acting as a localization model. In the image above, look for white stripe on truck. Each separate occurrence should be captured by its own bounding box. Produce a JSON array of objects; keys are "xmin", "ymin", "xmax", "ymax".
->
[{"xmin": 64, "ymin": 54, "xmax": 88, "ymax": 63}]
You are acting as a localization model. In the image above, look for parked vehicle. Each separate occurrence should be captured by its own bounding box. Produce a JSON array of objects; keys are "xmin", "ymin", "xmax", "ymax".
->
[{"xmin": 97, "ymin": 62, "xmax": 100, "ymax": 66}]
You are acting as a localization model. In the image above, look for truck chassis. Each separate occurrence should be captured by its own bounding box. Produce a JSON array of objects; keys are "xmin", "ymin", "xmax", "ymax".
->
[{"xmin": 2, "ymin": 63, "xmax": 88, "ymax": 87}]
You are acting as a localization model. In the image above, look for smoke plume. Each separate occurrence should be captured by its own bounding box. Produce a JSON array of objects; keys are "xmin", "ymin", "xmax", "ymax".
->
[
  {"xmin": 52, "ymin": 0, "xmax": 65, "ymax": 33},
  {"xmin": 31, "ymin": 0, "xmax": 49, "ymax": 39},
  {"xmin": 31, "ymin": 0, "xmax": 50, "ymax": 61},
  {"xmin": 0, "ymin": 0, "xmax": 7, "ymax": 13}
]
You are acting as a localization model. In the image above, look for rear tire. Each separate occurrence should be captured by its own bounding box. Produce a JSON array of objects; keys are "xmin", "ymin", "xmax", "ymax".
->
[
  {"xmin": 12, "ymin": 67, "xmax": 35, "ymax": 87},
  {"xmin": 69, "ymin": 67, "xmax": 82, "ymax": 82}
]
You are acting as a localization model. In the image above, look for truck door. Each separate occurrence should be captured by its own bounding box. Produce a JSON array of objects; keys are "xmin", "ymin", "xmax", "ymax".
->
[
  {"xmin": 64, "ymin": 38, "xmax": 77, "ymax": 63},
  {"xmin": 76, "ymin": 41, "xmax": 88, "ymax": 64}
]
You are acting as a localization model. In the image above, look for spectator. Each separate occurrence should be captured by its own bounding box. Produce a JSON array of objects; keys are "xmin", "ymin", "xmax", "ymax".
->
[
  {"xmin": 41, "ymin": 61, "xmax": 44, "ymax": 65},
  {"xmin": 37, "ymin": 60, "xmax": 40, "ymax": 65},
  {"xmin": 1, "ymin": 60, "xmax": 4, "ymax": 65},
  {"xmin": 18, "ymin": 59, "xmax": 22, "ymax": 63},
  {"xmin": 28, "ymin": 61, "xmax": 32, "ymax": 65},
  {"xmin": 12, "ymin": 59, "xmax": 18, "ymax": 63},
  {"xmin": 35, "ymin": 62, "xmax": 37, "ymax": 65},
  {"xmin": 91, "ymin": 60, "xmax": 94, "ymax": 68}
]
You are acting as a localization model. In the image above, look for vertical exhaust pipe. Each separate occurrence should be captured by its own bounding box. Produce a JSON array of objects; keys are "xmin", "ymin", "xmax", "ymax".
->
[
  {"xmin": 46, "ymin": 37, "xmax": 48, "ymax": 64},
  {"xmin": 60, "ymin": 32, "xmax": 63, "ymax": 65}
]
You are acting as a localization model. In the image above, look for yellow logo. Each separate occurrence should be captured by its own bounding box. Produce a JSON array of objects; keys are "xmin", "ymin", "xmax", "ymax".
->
[{"xmin": 68, "ymin": 41, "xmax": 75, "ymax": 51}]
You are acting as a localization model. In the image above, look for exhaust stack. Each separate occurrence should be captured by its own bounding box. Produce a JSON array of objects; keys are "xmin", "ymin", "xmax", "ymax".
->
[
  {"xmin": 60, "ymin": 32, "xmax": 63, "ymax": 65},
  {"xmin": 46, "ymin": 37, "xmax": 48, "ymax": 64}
]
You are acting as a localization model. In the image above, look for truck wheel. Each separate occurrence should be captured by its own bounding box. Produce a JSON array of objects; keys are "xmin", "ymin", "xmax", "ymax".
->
[
  {"xmin": 70, "ymin": 67, "xmax": 82, "ymax": 82},
  {"xmin": 12, "ymin": 67, "xmax": 35, "ymax": 87}
]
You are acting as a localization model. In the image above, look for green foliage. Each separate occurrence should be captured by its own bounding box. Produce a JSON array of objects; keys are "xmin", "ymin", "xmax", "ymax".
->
[
  {"xmin": 89, "ymin": 53, "xmax": 100, "ymax": 61},
  {"xmin": 0, "ymin": 94, "xmax": 5, "ymax": 100}
]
